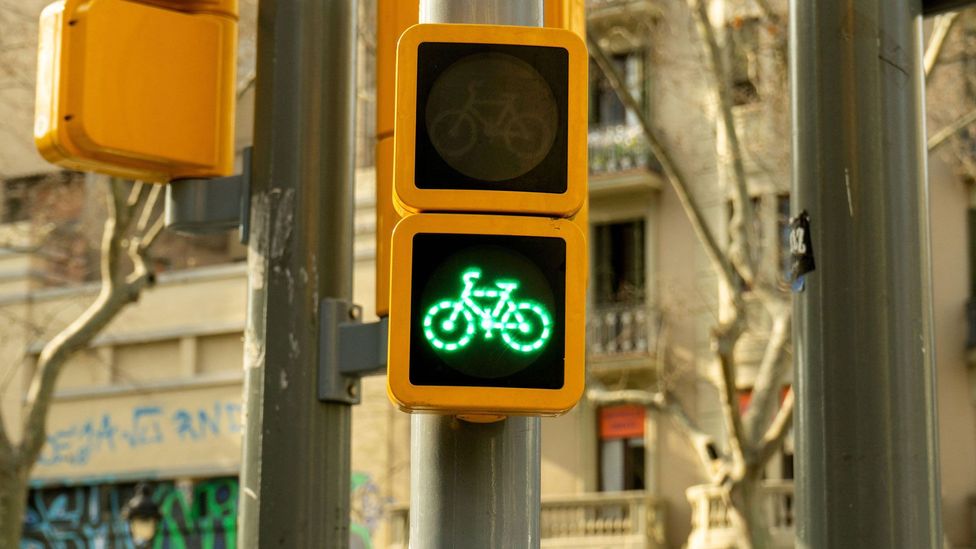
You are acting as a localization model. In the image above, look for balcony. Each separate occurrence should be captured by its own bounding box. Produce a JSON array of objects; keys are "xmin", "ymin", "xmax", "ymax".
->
[
  {"xmin": 587, "ymin": 1, "xmax": 662, "ymax": 41},
  {"xmin": 388, "ymin": 491, "xmax": 667, "ymax": 549},
  {"xmin": 589, "ymin": 124, "xmax": 660, "ymax": 174},
  {"xmin": 588, "ymin": 302, "xmax": 660, "ymax": 369},
  {"xmin": 588, "ymin": 125, "xmax": 662, "ymax": 193},
  {"xmin": 686, "ymin": 481, "xmax": 795, "ymax": 549}
]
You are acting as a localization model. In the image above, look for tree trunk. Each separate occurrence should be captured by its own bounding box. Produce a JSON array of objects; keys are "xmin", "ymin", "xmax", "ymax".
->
[
  {"xmin": 730, "ymin": 478, "xmax": 774, "ymax": 549},
  {"xmin": 0, "ymin": 463, "xmax": 28, "ymax": 548}
]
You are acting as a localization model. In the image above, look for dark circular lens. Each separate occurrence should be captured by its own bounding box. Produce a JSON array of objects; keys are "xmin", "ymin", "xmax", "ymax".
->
[
  {"xmin": 418, "ymin": 244, "xmax": 556, "ymax": 379},
  {"xmin": 425, "ymin": 52, "xmax": 558, "ymax": 182}
]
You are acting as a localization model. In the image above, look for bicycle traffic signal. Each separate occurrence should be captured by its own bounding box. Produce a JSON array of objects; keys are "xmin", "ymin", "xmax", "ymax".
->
[
  {"xmin": 393, "ymin": 24, "xmax": 587, "ymax": 216},
  {"xmin": 34, "ymin": 0, "xmax": 237, "ymax": 182},
  {"xmin": 387, "ymin": 214, "xmax": 585, "ymax": 416},
  {"xmin": 386, "ymin": 24, "xmax": 588, "ymax": 417}
]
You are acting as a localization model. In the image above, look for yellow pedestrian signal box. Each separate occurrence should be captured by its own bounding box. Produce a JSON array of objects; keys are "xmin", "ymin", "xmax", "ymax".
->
[
  {"xmin": 387, "ymin": 24, "xmax": 588, "ymax": 418},
  {"xmin": 374, "ymin": 0, "xmax": 418, "ymax": 317},
  {"xmin": 393, "ymin": 24, "xmax": 587, "ymax": 217},
  {"xmin": 388, "ymin": 214, "xmax": 585, "ymax": 416},
  {"xmin": 34, "ymin": 0, "xmax": 237, "ymax": 183}
]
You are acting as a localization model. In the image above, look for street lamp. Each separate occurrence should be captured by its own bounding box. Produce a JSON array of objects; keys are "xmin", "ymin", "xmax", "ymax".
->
[{"xmin": 122, "ymin": 483, "xmax": 161, "ymax": 548}]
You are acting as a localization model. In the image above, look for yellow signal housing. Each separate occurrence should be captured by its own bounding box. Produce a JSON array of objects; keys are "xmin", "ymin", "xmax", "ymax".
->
[
  {"xmin": 393, "ymin": 23, "xmax": 588, "ymax": 217},
  {"xmin": 387, "ymin": 213, "xmax": 586, "ymax": 416},
  {"xmin": 34, "ymin": 0, "xmax": 237, "ymax": 183},
  {"xmin": 545, "ymin": 0, "xmax": 586, "ymax": 36},
  {"xmin": 375, "ymin": 0, "xmax": 418, "ymax": 317},
  {"xmin": 546, "ymin": 0, "xmax": 589, "ymax": 288}
]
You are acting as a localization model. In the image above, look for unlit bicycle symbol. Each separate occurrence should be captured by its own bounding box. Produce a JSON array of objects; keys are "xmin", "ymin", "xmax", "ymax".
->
[{"xmin": 430, "ymin": 81, "xmax": 553, "ymax": 160}]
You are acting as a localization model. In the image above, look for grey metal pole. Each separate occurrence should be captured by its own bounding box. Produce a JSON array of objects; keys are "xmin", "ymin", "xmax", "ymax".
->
[
  {"xmin": 238, "ymin": 0, "xmax": 357, "ymax": 546},
  {"xmin": 791, "ymin": 1, "xmax": 942, "ymax": 547},
  {"xmin": 410, "ymin": 2, "xmax": 543, "ymax": 548}
]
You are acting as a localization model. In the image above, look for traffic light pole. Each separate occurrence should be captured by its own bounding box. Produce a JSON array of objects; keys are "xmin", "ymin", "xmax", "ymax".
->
[
  {"xmin": 791, "ymin": 1, "xmax": 942, "ymax": 547},
  {"xmin": 410, "ymin": 2, "xmax": 543, "ymax": 548},
  {"xmin": 238, "ymin": 0, "xmax": 357, "ymax": 546}
]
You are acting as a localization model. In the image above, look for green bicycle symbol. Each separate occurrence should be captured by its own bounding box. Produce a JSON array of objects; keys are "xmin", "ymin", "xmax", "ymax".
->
[{"xmin": 423, "ymin": 268, "xmax": 553, "ymax": 355}]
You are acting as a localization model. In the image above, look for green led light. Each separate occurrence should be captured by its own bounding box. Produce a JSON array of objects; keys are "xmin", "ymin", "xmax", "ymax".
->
[{"xmin": 422, "ymin": 267, "xmax": 553, "ymax": 355}]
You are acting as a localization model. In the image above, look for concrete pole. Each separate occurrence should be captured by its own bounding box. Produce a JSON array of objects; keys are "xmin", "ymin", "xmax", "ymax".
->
[
  {"xmin": 790, "ymin": 1, "xmax": 942, "ymax": 547},
  {"xmin": 238, "ymin": 0, "xmax": 357, "ymax": 546},
  {"xmin": 410, "ymin": 2, "xmax": 543, "ymax": 549}
]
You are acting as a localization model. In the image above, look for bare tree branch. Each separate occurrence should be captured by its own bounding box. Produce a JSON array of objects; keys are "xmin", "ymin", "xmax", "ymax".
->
[
  {"xmin": 713, "ymin": 324, "xmax": 748, "ymax": 475},
  {"xmin": 741, "ymin": 308, "xmax": 791, "ymax": 445},
  {"xmin": 136, "ymin": 184, "xmax": 162, "ymax": 233},
  {"xmin": 125, "ymin": 180, "xmax": 146, "ymax": 209},
  {"xmin": 925, "ymin": 12, "xmax": 960, "ymax": 79},
  {"xmin": 18, "ymin": 179, "xmax": 159, "ymax": 466},
  {"xmin": 687, "ymin": 0, "xmax": 758, "ymax": 284},
  {"xmin": 587, "ymin": 29, "xmax": 739, "ymax": 292},
  {"xmin": 238, "ymin": 69, "xmax": 258, "ymax": 101},
  {"xmin": 589, "ymin": 388, "xmax": 725, "ymax": 479},
  {"xmin": 929, "ymin": 106, "xmax": 976, "ymax": 152},
  {"xmin": 754, "ymin": 387, "xmax": 794, "ymax": 469}
]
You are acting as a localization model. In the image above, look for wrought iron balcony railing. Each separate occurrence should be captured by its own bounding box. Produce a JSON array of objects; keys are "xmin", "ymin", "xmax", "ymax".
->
[
  {"xmin": 588, "ymin": 124, "xmax": 661, "ymax": 178},
  {"xmin": 588, "ymin": 302, "xmax": 659, "ymax": 360}
]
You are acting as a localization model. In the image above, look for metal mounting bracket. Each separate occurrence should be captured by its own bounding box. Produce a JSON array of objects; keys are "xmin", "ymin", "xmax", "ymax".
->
[
  {"xmin": 318, "ymin": 299, "xmax": 388, "ymax": 404},
  {"xmin": 164, "ymin": 146, "xmax": 252, "ymax": 244}
]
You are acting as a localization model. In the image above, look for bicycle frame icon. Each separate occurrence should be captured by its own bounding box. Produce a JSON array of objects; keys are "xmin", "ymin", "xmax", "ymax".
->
[
  {"xmin": 429, "ymin": 81, "xmax": 554, "ymax": 161},
  {"xmin": 422, "ymin": 268, "xmax": 553, "ymax": 354}
]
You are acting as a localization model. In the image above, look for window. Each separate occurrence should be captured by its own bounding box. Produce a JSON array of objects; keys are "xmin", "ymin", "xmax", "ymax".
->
[
  {"xmin": 598, "ymin": 405, "xmax": 646, "ymax": 492},
  {"xmin": 589, "ymin": 50, "xmax": 646, "ymax": 128},
  {"xmin": 593, "ymin": 219, "xmax": 646, "ymax": 305}
]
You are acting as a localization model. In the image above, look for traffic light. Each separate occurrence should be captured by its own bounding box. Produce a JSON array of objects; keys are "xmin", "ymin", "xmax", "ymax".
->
[
  {"xmin": 387, "ymin": 24, "xmax": 587, "ymax": 417},
  {"xmin": 392, "ymin": 24, "xmax": 587, "ymax": 216},
  {"xmin": 34, "ymin": 0, "xmax": 237, "ymax": 183},
  {"xmin": 387, "ymin": 214, "xmax": 585, "ymax": 415}
]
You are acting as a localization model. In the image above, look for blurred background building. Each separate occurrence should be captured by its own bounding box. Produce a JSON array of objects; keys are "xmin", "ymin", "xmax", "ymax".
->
[{"xmin": 1, "ymin": 0, "xmax": 975, "ymax": 547}]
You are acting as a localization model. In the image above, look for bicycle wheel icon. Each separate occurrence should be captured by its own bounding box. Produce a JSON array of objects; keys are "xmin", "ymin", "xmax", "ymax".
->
[
  {"xmin": 429, "ymin": 110, "xmax": 478, "ymax": 158},
  {"xmin": 504, "ymin": 114, "xmax": 553, "ymax": 162},
  {"xmin": 500, "ymin": 302, "xmax": 552, "ymax": 353},
  {"xmin": 423, "ymin": 301, "xmax": 475, "ymax": 352}
]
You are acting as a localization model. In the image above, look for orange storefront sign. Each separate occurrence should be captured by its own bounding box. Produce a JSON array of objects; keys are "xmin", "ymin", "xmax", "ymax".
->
[{"xmin": 599, "ymin": 405, "xmax": 645, "ymax": 440}]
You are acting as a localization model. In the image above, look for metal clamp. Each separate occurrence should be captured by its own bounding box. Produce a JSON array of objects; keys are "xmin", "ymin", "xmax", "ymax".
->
[
  {"xmin": 318, "ymin": 299, "xmax": 388, "ymax": 404},
  {"xmin": 164, "ymin": 146, "xmax": 252, "ymax": 244}
]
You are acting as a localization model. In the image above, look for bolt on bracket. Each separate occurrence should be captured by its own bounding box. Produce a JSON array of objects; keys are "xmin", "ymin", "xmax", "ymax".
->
[{"xmin": 318, "ymin": 298, "xmax": 388, "ymax": 405}]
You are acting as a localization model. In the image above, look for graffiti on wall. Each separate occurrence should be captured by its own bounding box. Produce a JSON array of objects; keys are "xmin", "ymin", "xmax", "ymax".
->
[
  {"xmin": 23, "ymin": 473, "xmax": 386, "ymax": 548},
  {"xmin": 350, "ymin": 472, "xmax": 387, "ymax": 549},
  {"xmin": 38, "ymin": 401, "xmax": 243, "ymax": 468},
  {"xmin": 23, "ymin": 477, "xmax": 237, "ymax": 549}
]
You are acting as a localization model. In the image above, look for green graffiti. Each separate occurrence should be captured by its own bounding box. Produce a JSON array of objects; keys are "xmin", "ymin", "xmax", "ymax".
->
[
  {"xmin": 422, "ymin": 268, "xmax": 552, "ymax": 354},
  {"xmin": 350, "ymin": 523, "xmax": 374, "ymax": 549},
  {"xmin": 153, "ymin": 478, "xmax": 238, "ymax": 549}
]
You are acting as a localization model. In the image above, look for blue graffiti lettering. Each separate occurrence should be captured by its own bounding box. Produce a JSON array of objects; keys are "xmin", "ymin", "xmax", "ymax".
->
[
  {"xmin": 122, "ymin": 406, "xmax": 163, "ymax": 448},
  {"xmin": 38, "ymin": 401, "xmax": 242, "ymax": 468}
]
